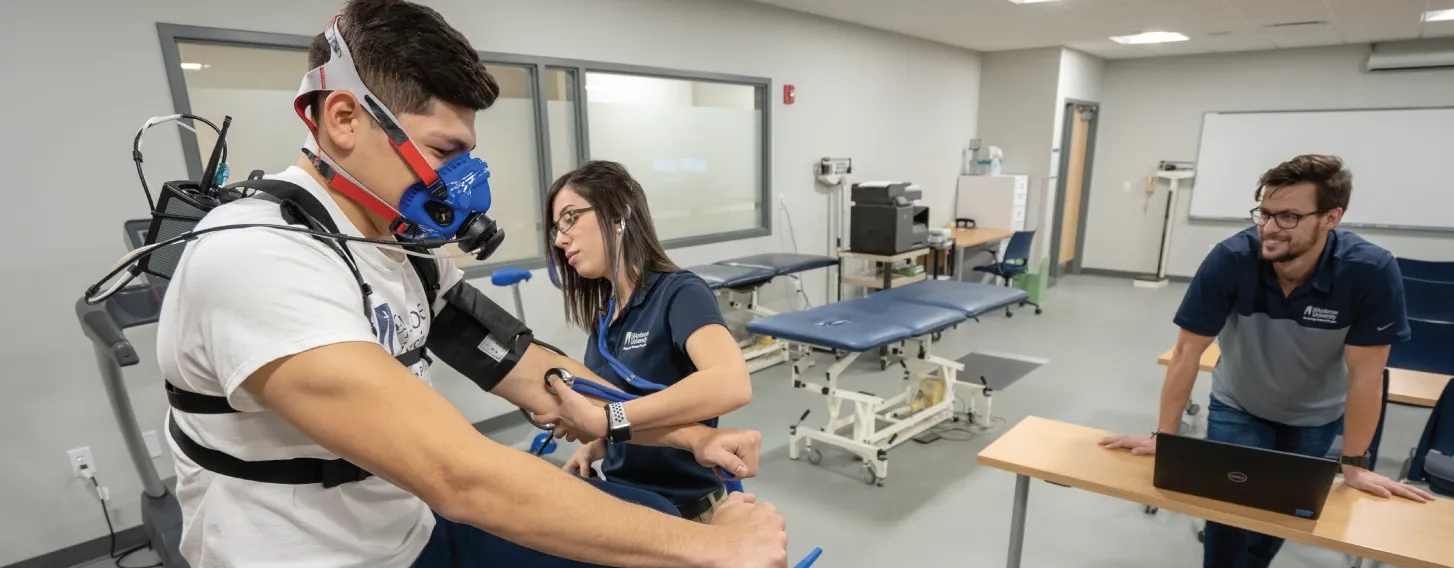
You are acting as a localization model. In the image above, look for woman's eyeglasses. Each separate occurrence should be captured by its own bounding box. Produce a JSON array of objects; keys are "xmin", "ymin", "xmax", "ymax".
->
[
  {"xmin": 550, "ymin": 207, "xmax": 595, "ymax": 241},
  {"xmin": 1249, "ymin": 207, "xmax": 1327, "ymax": 229}
]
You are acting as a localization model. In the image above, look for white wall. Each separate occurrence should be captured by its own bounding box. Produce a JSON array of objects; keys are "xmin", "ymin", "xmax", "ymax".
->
[
  {"xmin": 1085, "ymin": 44, "xmax": 1454, "ymax": 277},
  {"xmin": 0, "ymin": 0, "xmax": 980, "ymax": 563},
  {"xmin": 975, "ymin": 48, "xmax": 1060, "ymax": 266},
  {"xmin": 975, "ymin": 47, "xmax": 1104, "ymax": 268}
]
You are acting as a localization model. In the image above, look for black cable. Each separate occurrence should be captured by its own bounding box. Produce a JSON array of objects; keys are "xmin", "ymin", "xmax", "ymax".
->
[
  {"xmin": 85, "ymin": 222, "xmax": 470, "ymax": 304},
  {"xmin": 88, "ymin": 476, "xmax": 161, "ymax": 568},
  {"xmin": 133, "ymin": 114, "xmax": 223, "ymax": 212}
]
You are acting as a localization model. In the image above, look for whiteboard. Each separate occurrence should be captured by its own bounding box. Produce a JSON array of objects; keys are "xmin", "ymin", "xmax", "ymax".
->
[{"xmin": 1189, "ymin": 107, "xmax": 1454, "ymax": 231}]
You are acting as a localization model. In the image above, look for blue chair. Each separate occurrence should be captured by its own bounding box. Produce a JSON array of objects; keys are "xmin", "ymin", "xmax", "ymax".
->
[
  {"xmin": 490, "ymin": 268, "xmax": 533, "ymax": 325},
  {"xmin": 1397, "ymin": 257, "xmax": 1454, "ymax": 283},
  {"xmin": 1389, "ymin": 319, "xmax": 1454, "ymax": 377},
  {"xmin": 1403, "ymin": 379, "xmax": 1454, "ymax": 497},
  {"xmin": 1403, "ymin": 277, "xmax": 1454, "ymax": 323},
  {"xmin": 972, "ymin": 230, "xmax": 1041, "ymax": 317}
]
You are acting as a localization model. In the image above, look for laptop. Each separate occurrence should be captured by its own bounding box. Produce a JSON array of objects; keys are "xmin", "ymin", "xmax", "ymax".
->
[{"xmin": 1153, "ymin": 433, "xmax": 1340, "ymax": 519}]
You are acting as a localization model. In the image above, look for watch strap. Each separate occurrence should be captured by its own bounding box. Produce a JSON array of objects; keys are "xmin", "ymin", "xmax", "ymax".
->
[{"xmin": 606, "ymin": 402, "xmax": 632, "ymax": 444}]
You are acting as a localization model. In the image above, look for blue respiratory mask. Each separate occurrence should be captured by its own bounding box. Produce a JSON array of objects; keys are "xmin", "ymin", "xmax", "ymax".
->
[{"xmin": 397, "ymin": 154, "xmax": 505, "ymax": 260}]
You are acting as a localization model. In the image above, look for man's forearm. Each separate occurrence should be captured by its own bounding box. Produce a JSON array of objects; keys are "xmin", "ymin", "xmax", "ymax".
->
[
  {"xmin": 1341, "ymin": 369, "xmax": 1382, "ymax": 458},
  {"xmin": 1157, "ymin": 356, "xmax": 1201, "ymax": 434},
  {"xmin": 445, "ymin": 445, "xmax": 720, "ymax": 567},
  {"xmin": 490, "ymin": 343, "xmax": 606, "ymax": 415}
]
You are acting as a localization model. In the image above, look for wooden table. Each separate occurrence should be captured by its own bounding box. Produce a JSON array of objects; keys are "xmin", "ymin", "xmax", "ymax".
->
[
  {"xmin": 1156, "ymin": 344, "xmax": 1448, "ymax": 408},
  {"xmin": 977, "ymin": 416, "xmax": 1454, "ymax": 568},
  {"xmin": 949, "ymin": 227, "xmax": 1014, "ymax": 281},
  {"xmin": 952, "ymin": 227, "xmax": 1015, "ymax": 248}
]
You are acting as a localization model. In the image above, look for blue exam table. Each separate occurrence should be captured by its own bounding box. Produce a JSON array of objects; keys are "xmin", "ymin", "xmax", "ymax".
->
[
  {"xmin": 745, "ymin": 280, "xmax": 1027, "ymax": 486},
  {"xmin": 687, "ymin": 254, "xmax": 840, "ymax": 372}
]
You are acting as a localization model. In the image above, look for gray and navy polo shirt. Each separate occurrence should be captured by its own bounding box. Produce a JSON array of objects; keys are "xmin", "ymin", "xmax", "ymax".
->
[{"xmin": 1173, "ymin": 227, "xmax": 1410, "ymax": 426}]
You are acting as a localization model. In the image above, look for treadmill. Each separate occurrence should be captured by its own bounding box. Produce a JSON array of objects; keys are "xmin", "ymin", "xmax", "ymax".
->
[{"xmin": 74, "ymin": 219, "xmax": 188, "ymax": 568}]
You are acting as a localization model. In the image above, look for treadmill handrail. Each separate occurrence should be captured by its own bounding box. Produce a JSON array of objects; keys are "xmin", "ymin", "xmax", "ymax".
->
[{"xmin": 77, "ymin": 301, "xmax": 140, "ymax": 367}]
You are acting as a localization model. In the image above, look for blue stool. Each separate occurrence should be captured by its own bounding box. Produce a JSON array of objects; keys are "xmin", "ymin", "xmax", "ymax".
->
[{"xmin": 490, "ymin": 268, "xmax": 532, "ymax": 324}]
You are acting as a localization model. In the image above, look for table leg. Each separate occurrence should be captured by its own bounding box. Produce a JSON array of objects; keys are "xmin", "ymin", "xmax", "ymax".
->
[{"xmin": 1007, "ymin": 474, "xmax": 1029, "ymax": 568}]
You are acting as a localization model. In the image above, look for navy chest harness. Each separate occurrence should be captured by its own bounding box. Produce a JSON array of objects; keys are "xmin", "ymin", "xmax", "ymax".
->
[{"xmin": 166, "ymin": 179, "xmax": 448, "ymax": 489}]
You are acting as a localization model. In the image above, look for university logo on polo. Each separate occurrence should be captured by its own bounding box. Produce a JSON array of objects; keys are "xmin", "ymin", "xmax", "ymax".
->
[
  {"xmin": 1303, "ymin": 305, "xmax": 1339, "ymax": 324},
  {"xmin": 623, "ymin": 330, "xmax": 650, "ymax": 351}
]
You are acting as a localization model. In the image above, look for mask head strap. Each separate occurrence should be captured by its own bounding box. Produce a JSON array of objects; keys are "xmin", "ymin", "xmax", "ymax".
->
[{"xmin": 292, "ymin": 15, "xmax": 448, "ymax": 230}]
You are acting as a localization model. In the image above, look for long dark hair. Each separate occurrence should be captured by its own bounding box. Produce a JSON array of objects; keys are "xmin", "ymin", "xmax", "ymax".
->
[{"xmin": 545, "ymin": 160, "xmax": 680, "ymax": 330}]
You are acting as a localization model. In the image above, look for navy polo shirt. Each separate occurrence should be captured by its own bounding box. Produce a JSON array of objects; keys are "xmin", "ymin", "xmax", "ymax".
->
[
  {"xmin": 1173, "ymin": 227, "xmax": 1409, "ymax": 426},
  {"xmin": 585, "ymin": 270, "xmax": 729, "ymax": 506}
]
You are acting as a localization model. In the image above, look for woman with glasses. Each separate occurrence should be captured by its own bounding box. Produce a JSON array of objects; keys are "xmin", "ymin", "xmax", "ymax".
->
[{"xmin": 539, "ymin": 160, "xmax": 752, "ymax": 523}]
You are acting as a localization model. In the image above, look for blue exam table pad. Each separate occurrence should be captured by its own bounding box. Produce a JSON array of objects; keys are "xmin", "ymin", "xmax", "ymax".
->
[
  {"xmin": 746, "ymin": 281, "xmax": 1029, "ymax": 351},
  {"xmin": 718, "ymin": 253, "xmax": 839, "ymax": 275},
  {"xmin": 688, "ymin": 264, "xmax": 776, "ymax": 290},
  {"xmin": 873, "ymin": 280, "xmax": 1028, "ymax": 316}
]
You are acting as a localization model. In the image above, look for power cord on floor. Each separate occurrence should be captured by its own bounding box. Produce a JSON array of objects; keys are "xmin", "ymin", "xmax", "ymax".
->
[
  {"xmin": 82, "ymin": 465, "xmax": 162, "ymax": 568},
  {"xmin": 914, "ymin": 399, "xmax": 1008, "ymax": 443}
]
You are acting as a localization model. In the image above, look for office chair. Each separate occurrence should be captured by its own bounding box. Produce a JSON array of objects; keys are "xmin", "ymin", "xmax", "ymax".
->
[
  {"xmin": 1402, "ymin": 277, "xmax": 1454, "ymax": 323},
  {"xmin": 972, "ymin": 230, "xmax": 1042, "ymax": 317},
  {"xmin": 1389, "ymin": 319, "xmax": 1454, "ymax": 377},
  {"xmin": 1396, "ymin": 257, "xmax": 1454, "ymax": 283}
]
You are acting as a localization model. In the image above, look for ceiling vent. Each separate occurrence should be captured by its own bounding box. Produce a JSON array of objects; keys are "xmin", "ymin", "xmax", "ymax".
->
[{"xmin": 1367, "ymin": 39, "xmax": 1454, "ymax": 71}]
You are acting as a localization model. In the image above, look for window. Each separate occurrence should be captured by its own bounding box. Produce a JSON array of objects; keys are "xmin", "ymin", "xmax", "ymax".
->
[
  {"xmin": 160, "ymin": 25, "xmax": 770, "ymax": 273},
  {"xmin": 584, "ymin": 73, "xmax": 765, "ymax": 242},
  {"xmin": 459, "ymin": 63, "xmax": 543, "ymax": 266},
  {"xmin": 545, "ymin": 68, "xmax": 580, "ymax": 178},
  {"xmin": 176, "ymin": 41, "xmax": 310, "ymax": 176}
]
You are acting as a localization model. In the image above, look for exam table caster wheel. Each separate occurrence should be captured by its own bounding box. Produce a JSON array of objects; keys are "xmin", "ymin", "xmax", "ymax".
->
[
  {"xmin": 806, "ymin": 447, "xmax": 823, "ymax": 465},
  {"xmin": 1197, "ymin": 530, "xmax": 1204, "ymax": 543},
  {"xmin": 861, "ymin": 464, "xmax": 880, "ymax": 486},
  {"xmin": 1143, "ymin": 505, "xmax": 1159, "ymax": 515}
]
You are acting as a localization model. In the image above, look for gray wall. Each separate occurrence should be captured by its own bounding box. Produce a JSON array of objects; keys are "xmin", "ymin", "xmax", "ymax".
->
[
  {"xmin": 976, "ymin": 47, "xmax": 1105, "ymax": 268},
  {"xmin": 975, "ymin": 48, "xmax": 1061, "ymax": 267},
  {"xmin": 0, "ymin": 0, "xmax": 982, "ymax": 563},
  {"xmin": 1085, "ymin": 44, "xmax": 1454, "ymax": 277}
]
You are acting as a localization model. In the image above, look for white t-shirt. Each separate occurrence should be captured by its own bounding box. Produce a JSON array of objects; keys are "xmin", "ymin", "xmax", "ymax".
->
[{"xmin": 156, "ymin": 166, "xmax": 464, "ymax": 567}]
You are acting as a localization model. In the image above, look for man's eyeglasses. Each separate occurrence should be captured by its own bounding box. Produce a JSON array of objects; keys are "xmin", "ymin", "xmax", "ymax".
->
[
  {"xmin": 1250, "ymin": 207, "xmax": 1327, "ymax": 229},
  {"xmin": 550, "ymin": 207, "xmax": 595, "ymax": 241}
]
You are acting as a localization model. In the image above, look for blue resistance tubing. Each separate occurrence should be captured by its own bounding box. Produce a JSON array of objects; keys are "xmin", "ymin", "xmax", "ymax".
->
[{"xmin": 794, "ymin": 548, "xmax": 824, "ymax": 568}]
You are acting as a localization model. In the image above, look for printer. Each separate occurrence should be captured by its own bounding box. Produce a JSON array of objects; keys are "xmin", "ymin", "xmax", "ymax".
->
[{"xmin": 849, "ymin": 182, "xmax": 929, "ymax": 255}]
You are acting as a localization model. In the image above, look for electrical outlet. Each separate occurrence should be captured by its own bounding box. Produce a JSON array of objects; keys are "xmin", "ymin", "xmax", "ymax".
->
[
  {"xmin": 68, "ymin": 446, "xmax": 95, "ymax": 478},
  {"xmin": 143, "ymin": 430, "xmax": 163, "ymax": 459}
]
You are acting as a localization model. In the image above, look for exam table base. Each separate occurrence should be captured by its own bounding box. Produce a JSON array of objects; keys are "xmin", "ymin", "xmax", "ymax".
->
[{"xmin": 784, "ymin": 337, "xmax": 993, "ymax": 486}]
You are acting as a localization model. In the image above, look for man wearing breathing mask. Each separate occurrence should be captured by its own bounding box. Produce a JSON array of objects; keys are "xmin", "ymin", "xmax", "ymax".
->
[{"xmin": 155, "ymin": 1, "xmax": 787, "ymax": 567}]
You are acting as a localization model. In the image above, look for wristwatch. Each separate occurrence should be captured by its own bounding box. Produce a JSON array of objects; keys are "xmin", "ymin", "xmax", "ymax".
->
[
  {"xmin": 605, "ymin": 402, "xmax": 632, "ymax": 444},
  {"xmin": 1339, "ymin": 452, "xmax": 1372, "ymax": 469}
]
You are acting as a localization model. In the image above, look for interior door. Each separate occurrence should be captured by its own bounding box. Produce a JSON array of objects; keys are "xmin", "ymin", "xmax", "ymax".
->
[{"xmin": 1059, "ymin": 106, "xmax": 1091, "ymax": 267}]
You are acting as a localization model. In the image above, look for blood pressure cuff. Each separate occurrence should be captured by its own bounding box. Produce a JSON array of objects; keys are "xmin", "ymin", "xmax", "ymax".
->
[{"xmin": 426, "ymin": 281, "xmax": 533, "ymax": 392}]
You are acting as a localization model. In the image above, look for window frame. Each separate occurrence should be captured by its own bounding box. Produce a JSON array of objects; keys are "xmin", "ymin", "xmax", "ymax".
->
[{"xmin": 156, "ymin": 23, "xmax": 772, "ymax": 277}]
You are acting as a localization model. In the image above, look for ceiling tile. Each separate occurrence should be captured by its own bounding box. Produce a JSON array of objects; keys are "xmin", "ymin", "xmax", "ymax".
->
[
  {"xmin": 1263, "ymin": 27, "xmax": 1347, "ymax": 48},
  {"xmin": 1201, "ymin": 31, "xmax": 1278, "ymax": 53},
  {"xmin": 1222, "ymin": 0, "xmax": 1333, "ymax": 25}
]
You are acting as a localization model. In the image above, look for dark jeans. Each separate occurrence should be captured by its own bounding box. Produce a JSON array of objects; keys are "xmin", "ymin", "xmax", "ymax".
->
[
  {"xmin": 1202, "ymin": 396, "xmax": 1343, "ymax": 568},
  {"xmin": 413, "ymin": 477, "xmax": 680, "ymax": 567}
]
